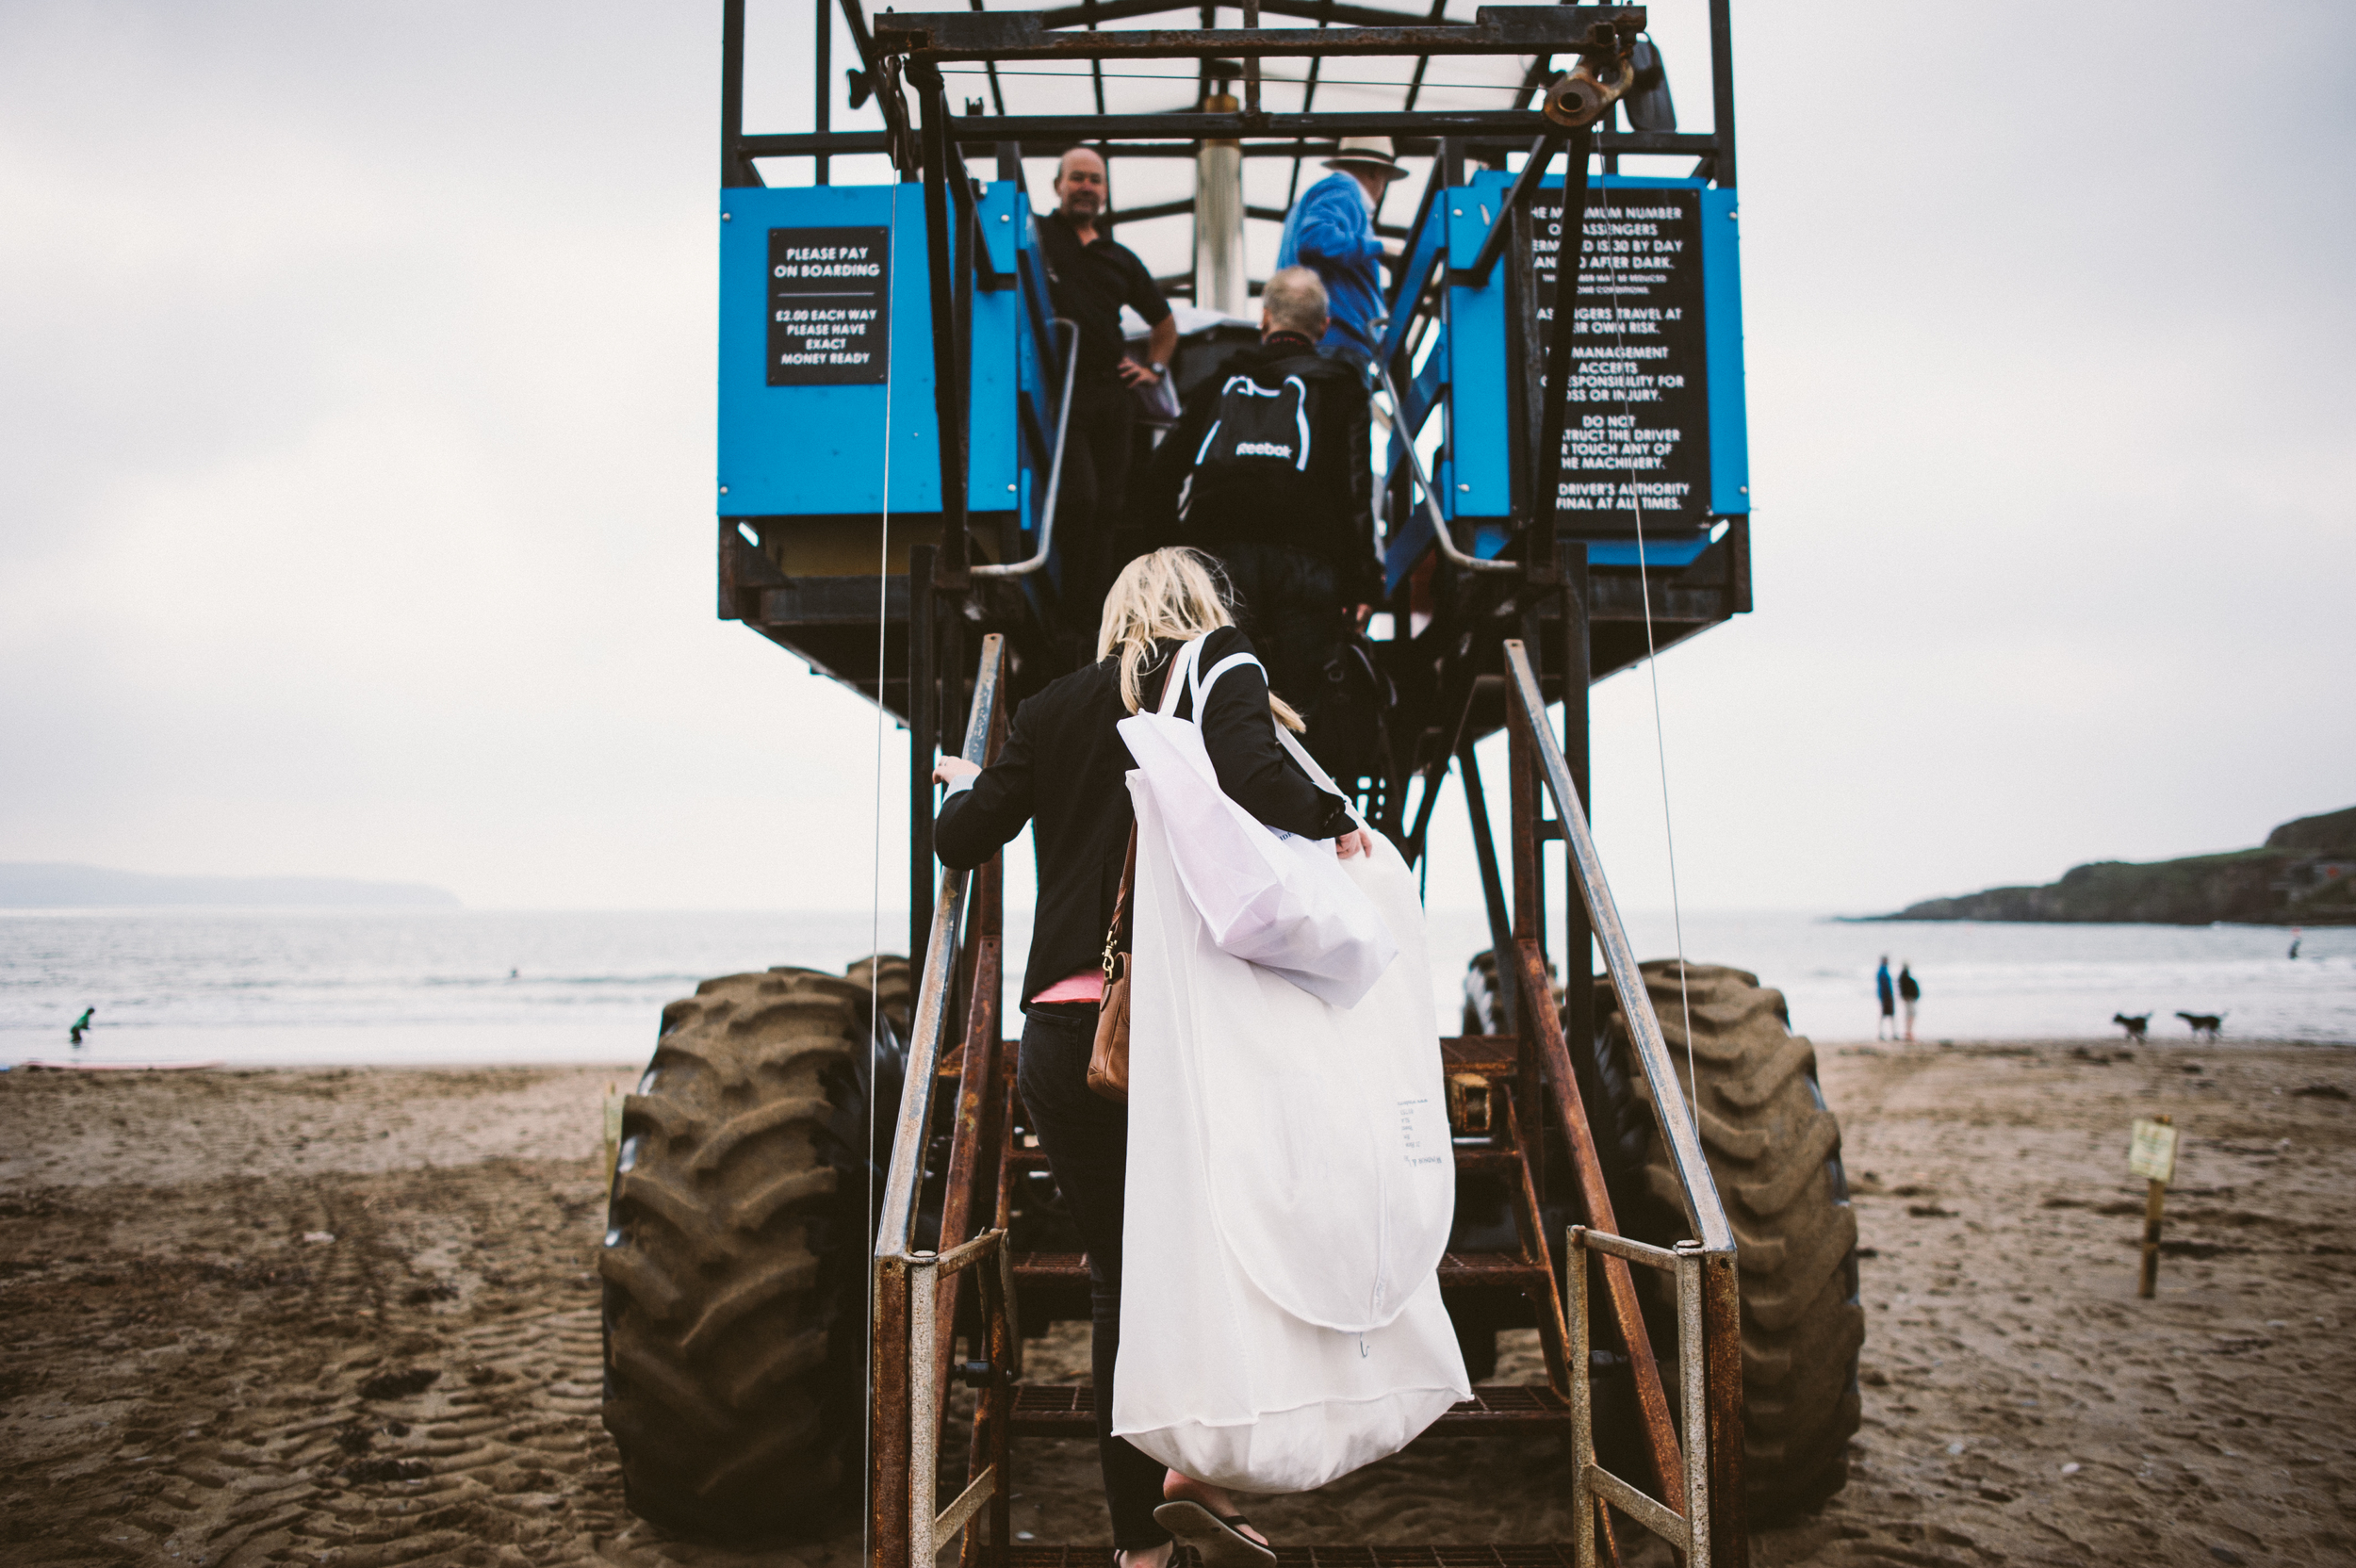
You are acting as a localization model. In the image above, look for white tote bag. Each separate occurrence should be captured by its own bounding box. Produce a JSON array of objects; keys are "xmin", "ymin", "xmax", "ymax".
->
[
  {"xmin": 1111, "ymin": 668, "xmax": 1467, "ymax": 1494},
  {"xmin": 1114, "ymin": 637, "xmax": 1396, "ymax": 1008}
]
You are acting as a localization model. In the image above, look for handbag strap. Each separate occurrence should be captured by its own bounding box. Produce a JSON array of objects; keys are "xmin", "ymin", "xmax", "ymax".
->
[{"xmin": 1102, "ymin": 822, "xmax": 1140, "ymax": 979}]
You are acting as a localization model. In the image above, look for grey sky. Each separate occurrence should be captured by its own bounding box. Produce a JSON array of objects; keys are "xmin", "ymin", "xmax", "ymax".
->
[{"xmin": 2, "ymin": 1, "xmax": 2350, "ymax": 916}]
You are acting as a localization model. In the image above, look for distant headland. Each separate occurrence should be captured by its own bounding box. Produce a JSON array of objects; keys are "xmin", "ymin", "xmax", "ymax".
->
[
  {"xmin": 1874, "ymin": 806, "xmax": 2356, "ymax": 926},
  {"xmin": 0, "ymin": 862, "xmax": 462, "ymax": 909}
]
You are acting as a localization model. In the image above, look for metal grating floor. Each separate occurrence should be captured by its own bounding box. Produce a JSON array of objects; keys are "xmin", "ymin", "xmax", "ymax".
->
[
  {"xmin": 1007, "ymin": 1382, "xmax": 1567, "ymax": 1435},
  {"xmin": 997, "ymin": 1547, "xmax": 1579, "ymax": 1568}
]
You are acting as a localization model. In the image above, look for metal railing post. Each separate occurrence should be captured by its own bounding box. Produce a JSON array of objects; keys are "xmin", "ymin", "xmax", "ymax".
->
[
  {"xmin": 1677, "ymin": 1241, "xmax": 1712, "ymax": 1568},
  {"xmin": 1567, "ymin": 1228, "xmax": 1595, "ymax": 1568}
]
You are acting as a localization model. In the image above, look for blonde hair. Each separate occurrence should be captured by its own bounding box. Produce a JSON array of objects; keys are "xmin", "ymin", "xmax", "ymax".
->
[{"xmin": 1096, "ymin": 547, "xmax": 1305, "ymax": 731}]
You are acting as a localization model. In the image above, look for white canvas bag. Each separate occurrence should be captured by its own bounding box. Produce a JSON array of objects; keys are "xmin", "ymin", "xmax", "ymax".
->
[
  {"xmin": 1114, "ymin": 637, "xmax": 1396, "ymax": 1008},
  {"xmin": 1111, "ymin": 645, "xmax": 1467, "ymax": 1494}
]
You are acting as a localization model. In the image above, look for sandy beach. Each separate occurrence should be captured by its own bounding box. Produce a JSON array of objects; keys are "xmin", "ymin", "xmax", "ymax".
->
[{"xmin": 4, "ymin": 1041, "xmax": 2351, "ymax": 1567}]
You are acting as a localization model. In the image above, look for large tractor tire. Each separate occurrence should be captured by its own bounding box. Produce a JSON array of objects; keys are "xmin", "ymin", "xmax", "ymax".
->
[
  {"xmin": 1599, "ymin": 960, "xmax": 1864, "ymax": 1520},
  {"xmin": 599, "ymin": 959, "xmax": 909, "ymax": 1541}
]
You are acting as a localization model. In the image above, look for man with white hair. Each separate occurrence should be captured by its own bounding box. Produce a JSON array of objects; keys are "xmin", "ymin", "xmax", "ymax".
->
[
  {"xmin": 1276, "ymin": 138, "xmax": 1407, "ymax": 370},
  {"xmin": 1133, "ymin": 267, "xmax": 1380, "ymax": 774}
]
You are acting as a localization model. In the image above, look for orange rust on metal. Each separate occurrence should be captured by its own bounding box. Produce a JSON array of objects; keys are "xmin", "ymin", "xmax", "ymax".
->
[
  {"xmin": 869, "ymin": 1253, "xmax": 913, "ymax": 1568},
  {"xmin": 1513, "ymin": 937, "xmax": 1686, "ymax": 1505},
  {"xmin": 1595, "ymin": 1499, "xmax": 1625, "ymax": 1568},
  {"xmin": 1502, "ymin": 1096, "xmax": 1574, "ymax": 1396},
  {"xmin": 1508, "ymin": 715, "xmax": 1546, "ymax": 1207},
  {"xmin": 931, "ymin": 932, "xmax": 1002, "ymax": 1422},
  {"xmin": 1702, "ymin": 1250, "xmax": 1749, "ymax": 1566}
]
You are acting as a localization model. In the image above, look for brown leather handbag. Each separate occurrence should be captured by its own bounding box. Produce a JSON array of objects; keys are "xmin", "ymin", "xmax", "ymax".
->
[{"xmin": 1087, "ymin": 825, "xmax": 1139, "ymax": 1102}]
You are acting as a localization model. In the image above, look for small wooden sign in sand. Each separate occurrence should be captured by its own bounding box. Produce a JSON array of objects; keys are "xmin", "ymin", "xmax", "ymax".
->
[{"xmin": 2131, "ymin": 1114, "xmax": 2177, "ymax": 1298}]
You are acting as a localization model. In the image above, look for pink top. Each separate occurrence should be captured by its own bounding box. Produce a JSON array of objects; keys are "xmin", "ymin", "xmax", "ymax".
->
[{"xmin": 1031, "ymin": 966, "xmax": 1105, "ymax": 1004}]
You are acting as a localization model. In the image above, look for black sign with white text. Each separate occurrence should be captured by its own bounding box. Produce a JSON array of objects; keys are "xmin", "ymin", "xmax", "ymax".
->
[
  {"xmin": 1531, "ymin": 188, "xmax": 1709, "ymax": 531},
  {"xmin": 766, "ymin": 225, "xmax": 891, "ymax": 385}
]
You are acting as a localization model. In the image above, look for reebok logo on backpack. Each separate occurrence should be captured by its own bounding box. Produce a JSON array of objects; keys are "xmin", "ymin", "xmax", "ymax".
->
[{"xmin": 1178, "ymin": 372, "xmax": 1317, "ymax": 530}]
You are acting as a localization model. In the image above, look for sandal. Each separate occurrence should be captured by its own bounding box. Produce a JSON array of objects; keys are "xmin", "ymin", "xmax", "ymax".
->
[{"xmin": 1153, "ymin": 1500, "xmax": 1276, "ymax": 1568}]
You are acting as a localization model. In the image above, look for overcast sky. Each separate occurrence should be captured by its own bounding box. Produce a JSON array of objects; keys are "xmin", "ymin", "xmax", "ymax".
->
[{"xmin": 3, "ymin": 1, "xmax": 2350, "ymax": 918}]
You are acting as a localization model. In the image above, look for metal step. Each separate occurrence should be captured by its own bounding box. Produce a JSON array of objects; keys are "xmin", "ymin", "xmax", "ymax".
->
[
  {"xmin": 1011, "ymin": 1142, "xmax": 1525, "ymax": 1175},
  {"xmin": 1006, "ymin": 1382, "xmax": 1568, "ymax": 1438},
  {"xmin": 994, "ymin": 1545, "xmax": 1578, "ymax": 1567},
  {"xmin": 1009, "ymin": 1250, "xmax": 1549, "ymax": 1293},
  {"xmin": 954, "ymin": 1036, "xmax": 1518, "ymax": 1085}
]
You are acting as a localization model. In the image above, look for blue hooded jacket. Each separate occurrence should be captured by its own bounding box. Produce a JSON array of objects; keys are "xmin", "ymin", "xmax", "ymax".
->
[{"xmin": 1277, "ymin": 171, "xmax": 1386, "ymax": 362}]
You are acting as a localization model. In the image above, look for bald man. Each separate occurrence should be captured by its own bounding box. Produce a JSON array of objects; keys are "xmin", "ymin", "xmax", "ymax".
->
[
  {"xmin": 1034, "ymin": 147, "xmax": 1175, "ymax": 631},
  {"xmin": 1134, "ymin": 267, "xmax": 1381, "ymax": 777}
]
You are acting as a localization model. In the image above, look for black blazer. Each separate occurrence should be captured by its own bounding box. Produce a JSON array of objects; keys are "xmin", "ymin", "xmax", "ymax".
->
[{"xmin": 935, "ymin": 626, "xmax": 1352, "ymax": 1005}]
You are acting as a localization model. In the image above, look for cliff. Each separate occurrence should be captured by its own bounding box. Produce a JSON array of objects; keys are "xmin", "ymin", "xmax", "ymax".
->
[{"xmin": 1887, "ymin": 808, "xmax": 2356, "ymax": 926}]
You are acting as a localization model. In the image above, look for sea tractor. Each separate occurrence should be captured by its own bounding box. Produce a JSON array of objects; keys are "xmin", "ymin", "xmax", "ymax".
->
[{"xmin": 599, "ymin": 4, "xmax": 1862, "ymax": 1563}]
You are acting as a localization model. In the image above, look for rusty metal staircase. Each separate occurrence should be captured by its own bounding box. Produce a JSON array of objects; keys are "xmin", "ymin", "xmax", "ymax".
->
[{"xmin": 870, "ymin": 636, "xmax": 1744, "ymax": 1568}]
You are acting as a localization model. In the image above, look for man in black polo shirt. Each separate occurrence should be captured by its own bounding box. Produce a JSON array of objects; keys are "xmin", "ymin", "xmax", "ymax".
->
[{"xmin": 1035, "ymin": 146, "xmax": 1175, "ymax": 633}]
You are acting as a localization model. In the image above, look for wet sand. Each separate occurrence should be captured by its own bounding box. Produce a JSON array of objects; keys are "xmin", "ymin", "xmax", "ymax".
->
[{"xmin": 3, "ymin": 1041, "xmax": 2351, "ymax": 1566}]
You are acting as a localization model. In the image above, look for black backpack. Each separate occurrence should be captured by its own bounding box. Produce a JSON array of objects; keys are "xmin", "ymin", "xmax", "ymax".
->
[{"xmin": 1176, "ymin": 358, "xmax": 1330, "ymax": 531}]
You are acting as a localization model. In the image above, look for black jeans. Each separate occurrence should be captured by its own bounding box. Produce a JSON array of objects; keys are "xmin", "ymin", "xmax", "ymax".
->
[
  {"xmin": 1017, "ymin": 1004, "xmax": 1170, "ymax": 1549},
  {"xmin": 1060, "ymin": 384, "xmax": 1140, "ymax": 641}
]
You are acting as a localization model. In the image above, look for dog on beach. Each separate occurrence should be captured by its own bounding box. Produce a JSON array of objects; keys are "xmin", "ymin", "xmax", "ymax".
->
[
  {"xmin": 2113, "ymin": 1013, "xmax": 2150, "ymax": 1042},
  {"xmin": 2176, "ymin": 1011, "xmax": 2225, "ymax": 1040}
]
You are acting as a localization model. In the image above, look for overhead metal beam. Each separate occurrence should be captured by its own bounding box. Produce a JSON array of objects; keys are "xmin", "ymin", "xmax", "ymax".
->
[
  {"xmin": 874, "ymin": 6, "xmax": 1642, "ymax": 62},
  {"xmin": 739, "ymin": 124, "xmax": 1713, "ymax": 159}
]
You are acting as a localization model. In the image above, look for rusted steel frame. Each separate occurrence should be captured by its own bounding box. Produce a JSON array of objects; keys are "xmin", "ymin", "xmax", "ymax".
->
[
  {"xmin": 1577, "ymin": 1226, "xmax": 1679, "ymax": 1269},
  {"xmin": 1501, "ymin": 1096, "xmax": 1571, "ymax": 1395},
  {"xmin": 1455, "ymin": 740, "xmax": 1514, "ymax": 1034},
  {"xmin": 1528, "ymin": 124, "xmax": 1595, "ymax": 588},
  {"xmin": 909, "ymin": 74, "xmax": 973, "ymax": 583},
  {"xmin": 877, "ymin": 634, "xmax": 1006, "ymax": 1264},
  {"xmin": 907, "ymin": 1255, "xmax": 949, "ymax": 1563},
  {"xmin": 1507, "ymin": 714, "xmax": 1543, "ymax": 1203},
  {"xmin": 874, "ymin": 7, "xmax": 1643, "ymax": 62},
  {"xmin": 1565, "ymin": 1221, "xmax": 1594, "ymax": 1565},
  {"xmin": 1037, "ymin": 0, "xmax": 1476, "ymax": 29},
  {"xmin": 931, "ymin": 934, "xmax": 1002, "ymax": 1422},
  {"xmin": 981, "ymin": 1221, "xmax": 1018, "ymax": 1559},
  {"xmin": 838, "ymin": 0, "xmax": 919, "ymax": 172},
  {"xmin": 1564, "ymin": 1228, "xmax": 1709, "ymax": 1567},
  {"xmin": 1514, "ymin": 939, "xmax": 1681, "ymax": 1503},
  {"xmin": 1702, "ymin": 1252, "xmax": 1748, "ymax": 1566},
  {"xmin": 1456, "ymin": 130, "xmax": 1564, "ymax": 287},
  {"xmin": 907, "ymin": 1230, "xmax": 1011, "ymax": 1567},
  {"xmin": 870, "ymin": 1254, "xmax": 914, "ymax": 1568},
  {"xmin": 1499, "ymin": 640, "xmax": 1734, "ymax": 1254},
  {"xmin": 1675, "ymin": 1242, "xmax": 1714, "ymax": 1567},
  {"xmin": 720, "ymin": 0, "xmax": 755, "ymax": 187},
  {"xmin": 952, "ymin": 109, "xmax": 1559, "ymax": 140}
]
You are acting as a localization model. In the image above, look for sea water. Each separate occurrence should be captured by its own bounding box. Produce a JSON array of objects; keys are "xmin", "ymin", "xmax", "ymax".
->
[{"xmin": 3, "ymin": 907, "xmax": 2350, "ymax": 1067}]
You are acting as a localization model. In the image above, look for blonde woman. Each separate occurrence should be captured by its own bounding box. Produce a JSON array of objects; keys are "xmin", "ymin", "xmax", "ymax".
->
[{"xmin": 935, "ymin": 547, "xmax": 1373, "ymax": 1568}]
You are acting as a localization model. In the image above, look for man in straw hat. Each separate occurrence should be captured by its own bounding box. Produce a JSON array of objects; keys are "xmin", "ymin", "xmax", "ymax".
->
[{"xmin": 1275, "ymin": 137, "xmax": 1407, "ymax": 371}]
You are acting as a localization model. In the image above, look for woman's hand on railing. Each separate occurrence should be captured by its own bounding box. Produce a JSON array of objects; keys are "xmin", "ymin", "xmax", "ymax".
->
[
  {"xmin": 933, "ymin": 757, "xmax": 981, "ymax": 788},
  {"xmin": 1335, "ymin": 826, "xmax": 1377, "ymax": 860}
]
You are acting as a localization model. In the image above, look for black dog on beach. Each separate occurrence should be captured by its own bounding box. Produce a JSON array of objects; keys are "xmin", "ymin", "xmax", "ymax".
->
[
  {"xmin": 2176, "ymin": 1011, "xmax": 2225, "ymax": 1040},
  {"xmin": 2113, "ymin": 1013, "xmax": 2150, "ymax": 1042}
]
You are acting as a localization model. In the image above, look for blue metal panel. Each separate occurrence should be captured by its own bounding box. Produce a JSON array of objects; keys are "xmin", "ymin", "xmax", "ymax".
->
[
  {"xmin": 1444, "ymin": 172, "xmax": 1517, "ymax": 520},
  {"xmin": 1439, "ymin": 172, "xmax": 1750, "ymax": 547},
  {"xmin": 1586, "ymin": 534, "xmax": 1712, "ymax": 568},
  {"xmin": 717, "ymin": 182, "xmax": 1029, "ymax": 520},
  {"xmin": 1699, "ymin": 186, "xmax": 1750, "ymax": 515}
]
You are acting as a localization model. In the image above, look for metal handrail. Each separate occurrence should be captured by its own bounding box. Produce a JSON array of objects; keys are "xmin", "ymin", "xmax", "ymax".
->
[
  {"xmin": 1565, "ymin": 1227, "xmax": 1716, "ymax": 1568},
  {"xmin": 971, "ymin": 318, "xmax": 1079, "ymax": 579},
  {"xmin": 1499, "ymin": 639, "xmax": 1733, "ymax": 1254},
  {"xmin": 1370, "ymin": 350, "xmax": 1519, "ymax": 576},
  {"xmin": 874, "ymin": 632, "xmax": 1007, "ymax": 1256}
]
